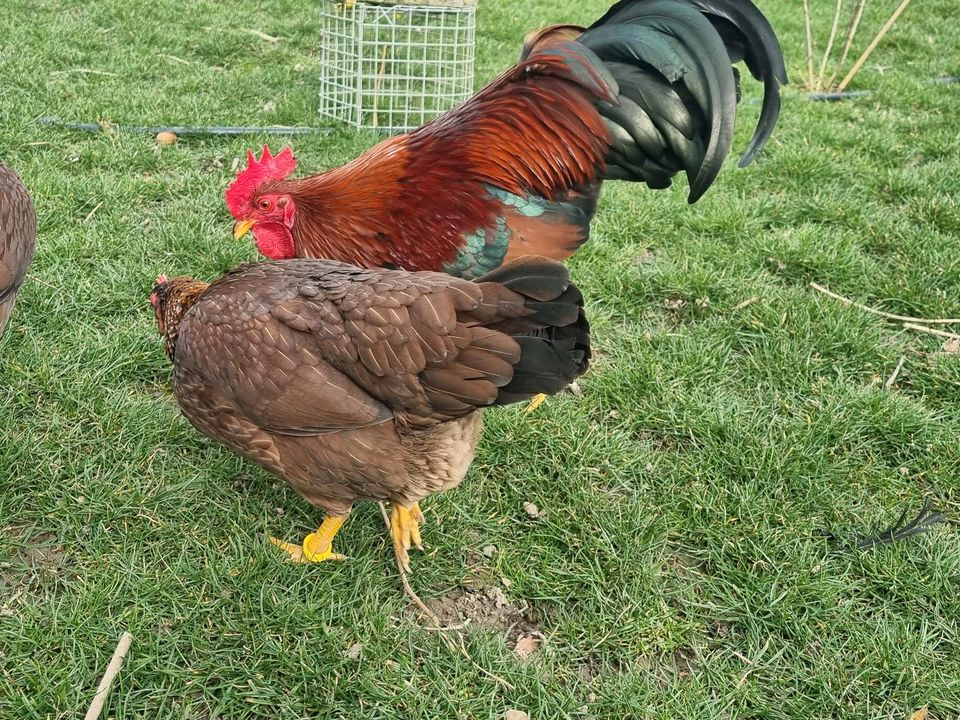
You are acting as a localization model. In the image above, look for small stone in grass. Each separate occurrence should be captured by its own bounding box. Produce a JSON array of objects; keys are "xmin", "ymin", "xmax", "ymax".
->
[
  {"xmin": 156, "ymin": 131, "xmax": 177, "ymax": 145},
  {"xmin": 344, "ymin": 642, "xmax": 363, "ymax": 660},
  {"xmin": 504, "ymin": 710, "xmax": 529, "ymax": 720},
  {"xmin": 513, "ymin": 633, "xmax": 540, "ymax": 660},
  {"xmin": 523, "ymin": 501, "xmax": 545, "ymax": 519},
  {"xmin": 481, "ymin": 544, "xmax": 497, "ymax": 558}
]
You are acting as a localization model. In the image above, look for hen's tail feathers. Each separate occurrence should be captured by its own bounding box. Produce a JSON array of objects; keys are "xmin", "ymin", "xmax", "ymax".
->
[
  {"xmin": 580, "ymin": 0, "xmax": 787, "ymax": 202},
  {"xmin": 475, "ymin": 257, "xmax": 591, "ymax": 405}
]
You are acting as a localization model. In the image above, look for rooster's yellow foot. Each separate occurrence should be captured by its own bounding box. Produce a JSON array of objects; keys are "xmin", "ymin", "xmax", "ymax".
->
[
  {"xmin": 270, "ymin": 515, "xmax": 348, "ymax": 563},
  {"xmin": 390, "ymin": 502, "xmax": 424, "ymax": 573},
  {"xmin": 524, "ymin": 393, "xmax": 547, "ymax": 414}
]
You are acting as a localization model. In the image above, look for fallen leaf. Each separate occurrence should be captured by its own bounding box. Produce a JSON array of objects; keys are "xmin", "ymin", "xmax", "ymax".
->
[
  {"xmin": 344, "ymin": 642, "xmax": 363, "ymax": 660},
  {"xmin": 514, "ymin": 633, "xmax": 540, "ymax": 660},
  {"xmin": 910, "ymin": 708, "xmax": 928, "ymax": 720},
  {"xmin": 942, "ymin": 337, "xmax": 960, "ymax": 353},
  {"xmin": 504, "ymin": 710, "xmax": 529, "ymax": 720}
]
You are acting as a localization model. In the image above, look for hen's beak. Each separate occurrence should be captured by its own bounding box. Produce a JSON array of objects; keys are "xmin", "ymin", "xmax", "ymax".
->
[{"xmin": 233, "ymin": 219, "xmax": 256, "ymax": 240}]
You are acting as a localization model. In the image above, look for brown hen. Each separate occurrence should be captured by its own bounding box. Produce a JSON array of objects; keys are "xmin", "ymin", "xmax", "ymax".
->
[
  {"xmin": 151, "ymin": 257, "xmax": 589, "ymax": 570},
  {"xmin": 0, "ymin": 163, "xmax": 36, "ymax": 335}
]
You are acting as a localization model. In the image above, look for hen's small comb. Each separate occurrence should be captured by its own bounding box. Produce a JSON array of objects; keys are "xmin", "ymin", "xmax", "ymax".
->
[
  {"xmin": 225, "ymin": 145, "xmax": 298, "ymax": 219},
  {"xmin": 156, "ymin": 274, "xmax": 169, "ymax": 285}
]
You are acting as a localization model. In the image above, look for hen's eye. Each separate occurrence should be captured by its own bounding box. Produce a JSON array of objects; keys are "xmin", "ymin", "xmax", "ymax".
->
[{"xmin": 257, "ymin": 197, "xmax": 273, "ymax": 211}]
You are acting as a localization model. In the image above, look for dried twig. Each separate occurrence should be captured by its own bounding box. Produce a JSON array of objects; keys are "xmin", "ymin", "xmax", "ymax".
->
[
  {"xmin": 243, "ymin": 28, "xmax": 281, "ymax": 43},
  {"xmin": 377, "ymin": 501, "xmax": 441, "ymax": 625},
  {"xmin": 902, "ymin": 323, "xmax": 960, "ymax": 341},
  {"xmin": 809, "ymin": 282, "xmax": 960, "ymax": 325},
  {"xmin": 734, "ymin": 296, "xmax": 759, "ymax": 311},
  {"xmin": 161, "ymin": 54, "xmax": 192, "ymax": 66},
  {"xmin": 29, "ymin": 274, "xmax": 59, "ymax": 291},
  {"xmin": 838, "ymin": 0, "xmax": 914, "ymax": 92},
  {"xmin": 84, "ymin": 631, "xmax": 133, "ymax": 720},
  {"xmin": 883, "ymin": 355, "xmax": 906, "ymax": 390},
  {"xmin": 377, "ymin": 502, "xmax": 514, "ymax": 690},
  {"xmin": 51, "ymin": 68, "xmax": 117, "ymax": 77}
]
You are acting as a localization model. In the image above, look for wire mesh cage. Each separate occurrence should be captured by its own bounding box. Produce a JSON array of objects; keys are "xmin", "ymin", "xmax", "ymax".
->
[{"xmin": 319, "ymin": 0, "xmax": 477, "ymax": 133}]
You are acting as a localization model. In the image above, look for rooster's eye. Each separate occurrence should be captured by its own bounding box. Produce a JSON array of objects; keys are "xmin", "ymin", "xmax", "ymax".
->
[{"xmin": 257, "ymin": 197, "xmax": 273, "ymax": 211}]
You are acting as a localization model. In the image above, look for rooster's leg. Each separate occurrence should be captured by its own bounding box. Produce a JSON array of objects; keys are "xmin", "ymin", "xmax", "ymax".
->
[
  {"xmin": 390, "ymin": 502, "xmax": 424, "ymax": 574},
  {"xmin": 270, "ymin": 515, "xmax": 348, "ymax": 563}
]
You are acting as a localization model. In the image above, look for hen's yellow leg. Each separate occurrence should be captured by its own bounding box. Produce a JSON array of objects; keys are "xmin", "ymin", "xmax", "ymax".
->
[
  {"xmin": 390, "ymin": 502, "xmax": 424, "ymax": 574},
  {"xmin": 270, "ymin": 515, "xmax": 348, "ymax": 563},
  {"xmin": 524, "ymin": 393, "xmax": 547, "ymax": 414}
]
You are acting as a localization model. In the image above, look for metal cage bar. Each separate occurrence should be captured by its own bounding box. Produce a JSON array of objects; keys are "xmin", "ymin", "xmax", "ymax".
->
[{"xmin": 319, "ymin": 0, "xmax": 476, "ymax": 132}]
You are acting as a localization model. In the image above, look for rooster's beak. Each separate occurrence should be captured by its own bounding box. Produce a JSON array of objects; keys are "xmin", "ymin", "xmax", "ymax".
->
[{"xmin": 233, "ymin": 219, "xmax": 256, "ymax": 240}]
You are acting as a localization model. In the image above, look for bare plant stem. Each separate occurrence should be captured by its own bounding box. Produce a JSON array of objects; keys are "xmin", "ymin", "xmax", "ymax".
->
[
  {"xmin": 838, "ymin": 0, "xmax": 914, "ymax": 92},
  {"xmin": 816, "ymin": 0, "xmax": 844, "ymax": 90},
  {"xmin": 827, "ymin": 0, "xmax": 869, "ymax": 90},
  {"xmin": 802, "ymin": 0, "xmax": 816, "ymax": 87}
]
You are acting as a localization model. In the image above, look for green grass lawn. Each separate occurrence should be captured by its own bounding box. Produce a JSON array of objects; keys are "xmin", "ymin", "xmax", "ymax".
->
[{"xmin": 2, "ymin": 0, "xmax": 959, "ymax": 717}]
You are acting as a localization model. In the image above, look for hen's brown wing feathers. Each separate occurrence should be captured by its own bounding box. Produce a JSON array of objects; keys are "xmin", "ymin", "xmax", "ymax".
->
[{"xmin": 176, "ymin": 259, "xmax": 587, "ymax": 434}]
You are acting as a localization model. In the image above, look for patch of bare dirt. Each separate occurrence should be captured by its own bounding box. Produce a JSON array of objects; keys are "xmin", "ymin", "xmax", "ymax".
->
[
  {"xmin": 1, "ymin": 529, "xmax": 70, "ymax": 615},
  {"xmin": 428, "ymin": 584, "xmax": 544, "ymax": 647},
  {"xmin": 673, "ymin": 645, "xmax": 697, "ymax": 677}
]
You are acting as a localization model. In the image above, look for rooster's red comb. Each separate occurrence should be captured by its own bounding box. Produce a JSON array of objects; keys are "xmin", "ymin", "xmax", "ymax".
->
[{"xmin": 225, "ymin": 145, "xmax": 297, "ymax": 220}]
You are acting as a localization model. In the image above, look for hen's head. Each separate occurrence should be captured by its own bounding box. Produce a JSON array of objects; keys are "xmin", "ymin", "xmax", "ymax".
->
[
  {"xmin": 225, "ymin": 145, "xmax": 298, "ymax": 260},
  {"xmin": 150, "ymin": 274, "xmax": 210, "ymax": 361}
]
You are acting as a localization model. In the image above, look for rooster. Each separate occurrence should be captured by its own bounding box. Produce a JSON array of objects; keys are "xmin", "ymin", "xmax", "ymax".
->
[
  {"xmin": 0, "ymin": 162, "xmax": 36, "ymax": 335},
  {"xmin": 151, "ymin": 257, "xmax": 589, "ymax": 570},
  {"xmin": 227, "ymin": 0, "xmax": 786, "ymax": 278}
]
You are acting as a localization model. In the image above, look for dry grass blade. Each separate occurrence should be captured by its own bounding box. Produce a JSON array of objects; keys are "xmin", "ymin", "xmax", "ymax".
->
[{"xmin": 883, "ymin": 356, "xmax": 906, "ymax": 390}]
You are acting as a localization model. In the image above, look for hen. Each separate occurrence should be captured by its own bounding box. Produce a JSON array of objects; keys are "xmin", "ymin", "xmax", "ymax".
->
[
  {"xmin": 227, "ymin": 0, "xmax": 786, "ymax": 277},
  {"xmin": 151, "ymin": 257, "xmax": 589, "ymax": 570},
  {"xmin": 0, "ymin": 163, "xmax": 36, "ymax": 335}
]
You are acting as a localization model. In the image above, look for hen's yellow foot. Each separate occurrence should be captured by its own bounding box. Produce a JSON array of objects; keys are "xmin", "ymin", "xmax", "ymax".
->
[
  {"xmin": 524, "ymin": 393, "xmax": 547, "ymax": 414},
  {"xmin": 390, "ymin": 502, "xmax": 424, "ymax": 574},
  {"xmin": 270, "ymin": 515, "xmax": 348, "ymax": 563}
]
